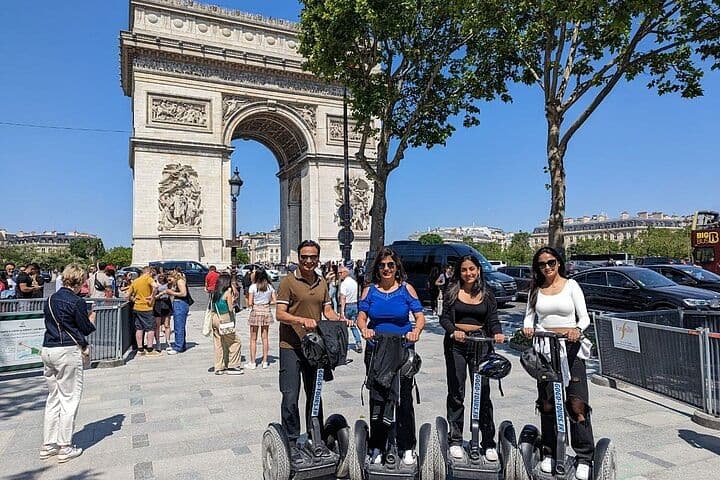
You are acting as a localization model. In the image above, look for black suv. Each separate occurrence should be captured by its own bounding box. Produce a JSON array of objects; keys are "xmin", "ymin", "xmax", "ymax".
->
[
  {"xmin": 148, "ymin": 260, "xmax": 209, "ymax": 286},
  {"xmin": 643, "ymin": 264, "xmax": 720, "ymax": 293},
  {"xmin": 498, "ymin": 266, "xmax": 532, "ymax": 299},
  {"xmin": 373, "ymin": 241, "xmax": 518, "ymax": 306},
  {"xmin": 572, "ymin": 266, "xmax": 720, "ymax": 312}
]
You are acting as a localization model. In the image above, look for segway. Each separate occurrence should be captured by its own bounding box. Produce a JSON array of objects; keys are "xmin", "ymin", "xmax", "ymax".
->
[
  {"xmin": 423, "ymin": 334, "xmax": 522, "ymax": 480},
  {"xmin": 345, "ymin": 337, "xmax": 426, "ymax": 480},
  {"xmin": 262, "ymin": 330, "xmax": 350, "ymax": 480},
  {"xmin": 516, "ymin": 331, "xmax": 616, "ymax": 480}
]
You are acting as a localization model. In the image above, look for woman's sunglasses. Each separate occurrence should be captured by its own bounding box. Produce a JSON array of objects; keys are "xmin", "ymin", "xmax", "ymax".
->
[
  {"xmin": 378, "ymin": 261, "xmax": 396, "ymax": 270},
  {"xmin": 537, "ymin": 259, "xmax": 558, "ymax": 269}
]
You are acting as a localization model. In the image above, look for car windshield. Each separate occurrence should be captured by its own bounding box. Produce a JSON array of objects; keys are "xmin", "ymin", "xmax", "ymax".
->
[
  {"xmin": 677, "ymin": 266, "xmax": 720, "ymax": 282},
  {"xmin": 625, "ymin": 269, "xmax": 677, "ymax": 288},
  {"xmin": 474, "ymin": 256, "xmax": 494, "ymax": 273}
]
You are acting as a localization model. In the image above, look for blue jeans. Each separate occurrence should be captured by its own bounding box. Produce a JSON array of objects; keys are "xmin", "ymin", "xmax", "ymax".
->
[
  {"xmin": 172, "ymin": 300, "xmax": 189, "ymax": 352},
  {"xmin": 344, "ymin": 303, "xmax": 362, "ymax": 346}
]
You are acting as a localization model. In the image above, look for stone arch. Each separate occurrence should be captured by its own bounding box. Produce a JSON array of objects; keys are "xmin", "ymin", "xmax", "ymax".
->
[{"xmin": 223, "ymin": 102, "xmax": 317, "ymax": 167}]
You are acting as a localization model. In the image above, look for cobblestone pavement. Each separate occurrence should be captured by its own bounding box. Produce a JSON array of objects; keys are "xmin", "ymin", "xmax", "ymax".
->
[{"xmin": 1, "ymin": 297, "xmax": 719, "ymax": 479}]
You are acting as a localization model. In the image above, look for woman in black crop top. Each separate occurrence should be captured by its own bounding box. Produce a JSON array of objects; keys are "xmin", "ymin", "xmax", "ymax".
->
[{"xmin": 439, "ymin": 255, "xmax": 505, "ymax": 461}]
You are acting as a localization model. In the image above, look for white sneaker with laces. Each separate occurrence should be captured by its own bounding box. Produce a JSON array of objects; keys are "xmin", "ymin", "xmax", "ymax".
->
[
  {"xmin": 540, "ymin": 456, "xmax": 554, "ymax": 473},
  {"xmin": 261, "ymin": 361, "xmax": 269, "ymax": 369},
  {"xmin": 485, "ymin": 448, "xmax": 498, "ymax": 461},
  {"xmin": 402, "ymin": 450, "xmax": 416, "ymax": 465},
  {"xmin": 167, "ymin": 349, "xmax": 178, "ymax": 355},
  {"xmin": 371, "ymin": 449, "xmax": 382, "ymax": 464},
  {"xmin": 39, "ymin": 444, "xmax": 59, "ymax": 460},
  {"xmin": 57, "ymin": 446, "xmax": 83, "ymax": 463},
  {"xmin": 245, "ymin": 362, "xmax": 256, "ymax": 370},
  {"xmin": 575, "ymin": 463, "xmax": 590, "ymax": 480},
  {"xmin": 449, "ymin": 445, "xmax": 465, "ymax": 459}
]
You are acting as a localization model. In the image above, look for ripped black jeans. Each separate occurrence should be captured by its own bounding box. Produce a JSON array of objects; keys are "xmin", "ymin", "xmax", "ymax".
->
[{"xmin": 536, "ymin": 341, "xmax": 594, "ymax": 464}]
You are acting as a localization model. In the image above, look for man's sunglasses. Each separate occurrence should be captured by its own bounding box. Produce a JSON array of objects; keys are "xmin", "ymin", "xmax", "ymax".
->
[
  {"xmin": 537, "ymin": 259, "xmax": 558, "ymax": 269},
  {"xmin": 299, "ymin": 255, "xmax": 319, "ymax": 262},
  {"xmin": 378, "ymin": 261, "xmax": 396, "ymax": 270}
]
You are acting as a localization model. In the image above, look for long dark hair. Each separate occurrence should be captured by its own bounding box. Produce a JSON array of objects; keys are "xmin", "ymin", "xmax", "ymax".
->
[
  {"xmin": 211, "ymin": 273, "xmax": 232, "ymax": 303},
  {"xmin": 254, "ymin": 268, "xmax": 270, "ymax": 292},
  {"xmin": 443, "ymin": 255, "xmax": 488, "ymax": 306},
  {"xmin": 370, "ymin": 247, "xmax": 406, "ymax": 284},
  {"xmin": 528, "ymin": 246, "xmax": 567, "ymax": 308}
]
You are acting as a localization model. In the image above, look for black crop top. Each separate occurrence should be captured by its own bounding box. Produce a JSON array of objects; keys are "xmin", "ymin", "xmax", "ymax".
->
[{"xmin": 454, "ymin": 299, "xmax": 491, "ymax": 327}]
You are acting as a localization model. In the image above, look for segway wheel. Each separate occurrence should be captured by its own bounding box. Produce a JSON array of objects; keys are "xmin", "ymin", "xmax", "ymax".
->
[
  {"xmin": 418, "ymin": 423, "xmax": 442, "ymax": 480},
  {"xmin": 593, "ymin": 438, "xmax": 617, "ymax": 480},
  {"xmin": 324, "ymin": 414, "xmax": 351, "ymax": 478},
  {"xmin": 515, "ymin": 425, "xmax": 540, "ymax": 480},
  {"xmin": 346, "ymin": 419, "xmax": 369, "ymax": 480},
  {"xmin": 498, "ymin": 421, "xmax": 520, "ymax": 479},
  {"xmin": 262, "ymin": 423, "xmax": 291, "ymax": 480}
]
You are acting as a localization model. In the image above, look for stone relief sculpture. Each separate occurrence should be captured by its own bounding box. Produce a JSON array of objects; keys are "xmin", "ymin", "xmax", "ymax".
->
[
  {"xmin": 334, "ymin": 177, "xmax": 371, "ymax": 231},
  {"xmin": 158, "ymin": 164, "xmax": 203, "ymax": 232},
  {"xmin": 150, "ymin": 96, "xmax": 209, "ymax": 128},
  {"xmin": 289, "ymin": 104, "xmax": 317, "ymax": 136},
  {"xmin": 223, "ymin": 95, "xmax": 251, "ymax": 119},
  {"xmin": 327, "ymin": 116, "xmax": 363, "ymax": 143}
]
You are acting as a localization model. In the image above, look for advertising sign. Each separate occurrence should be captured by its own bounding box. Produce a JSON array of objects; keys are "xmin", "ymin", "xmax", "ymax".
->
[
  {"xmin": 611, "ymin": 318, "xmax": 641, "ymax": 353},
  {"xmin": 0, "ymin": 313, "xmax": 45, "ymax": 371}
]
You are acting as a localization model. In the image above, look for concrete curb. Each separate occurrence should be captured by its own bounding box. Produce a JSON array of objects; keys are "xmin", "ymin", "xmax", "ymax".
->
[
  {"xmin": 590, "ymin": 373, "xmax": 627, "ymax": 389},
  {"xmin": 692, "ymin": 410, "xmax": 720, "ymax": 430}
]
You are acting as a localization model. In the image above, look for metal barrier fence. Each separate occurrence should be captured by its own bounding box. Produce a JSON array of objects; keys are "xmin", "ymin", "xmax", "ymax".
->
[
  {"xmin": 0, "ymin": 297, "xmax": 132, "ymax": 370},
  {"xmin": 596, "ymin": 311, "xmax": 720, "ymax": 418}
]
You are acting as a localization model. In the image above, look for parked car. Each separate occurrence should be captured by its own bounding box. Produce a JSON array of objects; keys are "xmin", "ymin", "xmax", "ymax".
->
[
  {"xmin": 370, "ymin": 241, "xmax": 518, "ymax": 306},
  {"xmin": 116, "ymin": 266, "xmax": 142, "ymax": 281},
  {"xmin": 643, "ymin": 264, "xmax": 720, "ymax": 293},
  {"xmin": 148, "ymin": 260, "xmax": 209, "ymax": 286},
  {"xmin": 498, "ymin": 266, "xmax": 532, "ymax": 299},
  {"xmin": 635, "ymin": 256, "xmax": 678, "ymax": 266},
  {"xmin": 40, "ymin": 271, "xmax": 52, "ymax": 283},
  {"xmin": 488, "ymin": 260, "xmax": 506, "ymax": 271},
  {"xmin": 266, "ymin": 269, "xmax": 280, "ymax": 282},
  {"xmin": 566, "ymin": 260, "xmax": 597, "ymax": 275},
  {"xmin": 572, "ymin": 266, "xmax": 720, "ymax": 312}
]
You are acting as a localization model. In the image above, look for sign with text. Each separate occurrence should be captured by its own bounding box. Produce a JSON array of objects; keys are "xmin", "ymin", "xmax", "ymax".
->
[
  {"xmin": 0, "ymin": 313, "xmax": 45, "ymax": 371},
  {"xmin": 611, "ymin": 318, "xmax": 641, "ymax": 353}
]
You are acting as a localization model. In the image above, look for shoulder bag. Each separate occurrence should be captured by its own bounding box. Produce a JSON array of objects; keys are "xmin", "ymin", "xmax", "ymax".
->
[
  {"xmin": 48, "ymin": 294, "xmax": 91, "ymax": 368},
  {"xmin": 202, "ymin": 298, "xmax": 213, "ymax": 337}
]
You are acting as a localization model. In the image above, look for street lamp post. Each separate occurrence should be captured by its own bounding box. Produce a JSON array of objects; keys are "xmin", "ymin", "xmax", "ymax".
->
[
  {"xmin": 339, "ymin": 86, "xmax": 354, "ymax": 263},
  {"xmin": 229, "ymin": 167, "xmax": 244, "ymax": 264}
]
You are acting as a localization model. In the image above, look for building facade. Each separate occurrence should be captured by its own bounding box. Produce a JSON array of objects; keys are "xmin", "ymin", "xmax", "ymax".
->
[
  {"xmin": 529, "ymin": 211, "xmax": 690, "ymax": 249},
  {"xmin": 0, "ymin": 230, "xmax": 98, "ymax": 254},
  {"xmin": 409, "ymin": 225, "xmax": 514, "ymax": 247},
  {"xmin": 239, "ymin": 229, "xmax": 281, "ymax": 265}
]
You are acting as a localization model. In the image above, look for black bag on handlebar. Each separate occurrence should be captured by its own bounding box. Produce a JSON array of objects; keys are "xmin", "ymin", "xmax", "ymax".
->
[{"xmin": 520, "ymin": 347, "xmax": 559, "ymax": 383}]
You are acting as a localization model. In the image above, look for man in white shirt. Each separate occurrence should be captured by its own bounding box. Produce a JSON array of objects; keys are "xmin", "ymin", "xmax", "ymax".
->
[{"xmin": 338, "ymin": 266, "xmax": 362, "ymax": 353}]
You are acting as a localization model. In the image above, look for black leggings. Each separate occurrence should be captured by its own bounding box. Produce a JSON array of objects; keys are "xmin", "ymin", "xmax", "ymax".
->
[
  {"xmin": 444, "ymin": 335, "xmax": 496, "ymax": 449},
  {"xmin": 536, "ymin": 342, "xmax": 594, "ymax": 464}
]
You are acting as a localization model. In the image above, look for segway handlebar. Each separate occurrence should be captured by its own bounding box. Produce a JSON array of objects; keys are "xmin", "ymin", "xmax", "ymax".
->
[
  {"xmin": 531, "ymin": 330, "xmax": 568, "ymax": 340},
  {"xmin": 463, "ymin": 334, "xmax": 507, "ymax": 344}
]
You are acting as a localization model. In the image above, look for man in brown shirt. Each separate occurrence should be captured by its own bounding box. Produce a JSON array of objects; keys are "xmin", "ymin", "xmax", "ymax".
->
[{"xmin": 276, "ymin": 240, "xmax": 339, "ymax": 441}]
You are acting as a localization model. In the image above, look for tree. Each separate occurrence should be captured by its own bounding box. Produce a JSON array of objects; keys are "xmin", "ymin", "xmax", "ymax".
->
[
  {"xmin": 418, "ymin": 233, "xmax": 444, "ymax": 245},
  {"xmin": 236, "ymin": 249, "xmax": 250, "ymax": 265},
  {"xmin": 463, "ymin": 238, "xmax": 505, "ymax": 261},
  {"xmin": 468, "ymin": 1, "xmax": 720, "ymax": 248},
  {"xmin": 69, "ymin": 238, "xmax": 105, "ymax": 262},
  {"xmin": 0, "ymin": 245, "xmax": 37, "ymax": 268},
  {"xmin": 569, "ymin": 238, "xmax": 621, "ymax": 255},
  {"xmin": 634, "ymin": 227, "xmax": 692, "ymax": 258},
  {"xmin": 299, "ymin": 0, "xmax": 510, "ymax": 253},
  {"xmin": 101, "ymin": 247, "xmax": 133, "ymax": 268},
  {"xmin": 505, "ymin": 232, "xmax": 534, "ymax": 265}
]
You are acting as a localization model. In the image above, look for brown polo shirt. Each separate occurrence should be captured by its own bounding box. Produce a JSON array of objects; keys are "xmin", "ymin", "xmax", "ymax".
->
[{"xmin": 276, "ymin": 270, "xmax": 331, "ymax": 350}]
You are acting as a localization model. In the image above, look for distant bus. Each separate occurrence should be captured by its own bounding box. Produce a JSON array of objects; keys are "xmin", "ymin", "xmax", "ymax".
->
[
  {"xmin": 569, "ymin": 253, "xmax": 634, "ymax": 265},
  {"xmin": 691, "ymin": 211, "xmax": 720, "ymax": 275}
]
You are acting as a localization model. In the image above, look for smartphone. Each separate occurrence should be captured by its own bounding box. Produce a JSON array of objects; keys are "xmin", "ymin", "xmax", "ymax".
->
[{"xmin": 85, "ymin": 301, "xmax": 94, "ymax": 313}]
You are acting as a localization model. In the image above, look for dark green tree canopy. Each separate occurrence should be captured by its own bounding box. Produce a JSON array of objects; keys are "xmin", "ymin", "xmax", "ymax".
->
[{"xmin": 418, "ymin": 233, "xmax": 444, "ymax": 245}]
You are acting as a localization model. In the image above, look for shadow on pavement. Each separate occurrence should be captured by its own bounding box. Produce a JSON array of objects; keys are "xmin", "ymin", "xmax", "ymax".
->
[
  {"xmin": 7, "ymin": 467, "xmax": 102, "ymax": 480},
  {"xmin": 75, "ymin": 414, "xmax": 125, "ymax": 451},
  {"xmin": 678, "ymin": 429, "xmax": 720, "ymax": 456},
  {"xmin": 0, "ymin": 389, "xmax": 45, "ymax": 422}
]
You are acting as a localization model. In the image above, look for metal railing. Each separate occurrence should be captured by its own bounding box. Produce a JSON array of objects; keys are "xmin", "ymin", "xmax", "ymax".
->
[
  {"xmin": 0, "ymin": 297, "xmax": 132, "ymax": 369},
  {"xmin": 595, "ymin": 311, "xmax": 720, "ymax": 418}
]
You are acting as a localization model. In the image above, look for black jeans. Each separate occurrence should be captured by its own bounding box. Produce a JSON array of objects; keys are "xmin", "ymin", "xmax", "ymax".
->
[
  {"xmin": 279, "ymin": 347, "xmax": 324, "ymax": 441},
  {"xmin": 364, "ymin": 347, "xmax": 417, "ymax": 452},
  {"xmin": 444, "ymin": 335, "xmax": 496, "ymax": 449},
  {"xmin": 536, "ymin": 341, "xmax": 595, "ymax": 464}
]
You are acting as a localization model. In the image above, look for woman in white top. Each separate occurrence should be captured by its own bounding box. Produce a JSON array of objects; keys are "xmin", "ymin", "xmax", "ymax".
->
[
  {"xmin": 522, "ymin": 247, "xmax": 594, "ymax": 480},
  {"xmin": 246, "ymin": 268, "xmax": 276, "ymax": 369}
]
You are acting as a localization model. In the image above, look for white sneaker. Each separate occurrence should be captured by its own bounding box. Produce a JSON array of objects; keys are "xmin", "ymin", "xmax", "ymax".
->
[
  {"xmin": 371, "ymin": 449, "xmax": 382, "ymax": 464},
  {"xmin": 39, "ymin": 444, "xmax": 59, "ymax": 460},
  {"xmin": 485, "ymin": 448, "xmax": 498, "ymax": 462},
  {"xmin": 167, "ymin": 349, "xmax": 178, "ymax": 355},
  {"xmin": 165, "ymin": 346, "xmax": 173, "ymax": 352},
  {"xmin": 402, "ymin": 450, "xmax": 416, "ymax": 465},
  {"xmin": 57, "ymin": 446, "xmax": 83, "ymax": 463},
  {"xmin": 261, "ymin": 361, "xmax": 269, "ymax": 369},
  {"xmin": 244, "ymin": 362, "xmax": 256, "ymax": 370},
  {"xmin": 449, "ymin": 445, "xmax": 465, "ymax": 459},
  {"xmin": 540, "ymin": 456, "xmax": 554, "ymax": 473},
  {"xmin": 575, "ymin": 463, "xmax": 590, "ymax": 480}
]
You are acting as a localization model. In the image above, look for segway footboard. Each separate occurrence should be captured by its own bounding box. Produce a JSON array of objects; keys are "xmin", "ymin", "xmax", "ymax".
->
[
  {"xmin": 366, "ymin": 460, "xmax": 418, "ymax": 480},
  {"xmin": 288, "ymin": 445, "xmax": 340, "ymax": 480}
]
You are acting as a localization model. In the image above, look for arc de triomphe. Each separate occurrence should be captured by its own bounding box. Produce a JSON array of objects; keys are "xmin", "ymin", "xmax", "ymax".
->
[{"xmin": 120, "ymin": 0, "xmax": 374, "ymax": 266}]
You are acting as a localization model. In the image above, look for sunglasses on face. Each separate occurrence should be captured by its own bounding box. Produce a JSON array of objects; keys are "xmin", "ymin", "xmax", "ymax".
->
[
  {"xmin": 538, "ymin": 259, "xmax": 558, "ymax": 269},
  {"xmin": 299, "ymin": 255, "xmax": 319, "ymax": 262},
  {"xmin": 378, "ymin": 261, "xmax": 396, "ymax": 270}
]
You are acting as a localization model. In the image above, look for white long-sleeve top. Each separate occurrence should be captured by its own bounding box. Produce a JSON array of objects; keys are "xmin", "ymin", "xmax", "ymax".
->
[{"xmin": 523, "ymin": 278, "xmax": 590, "ymax": 331}]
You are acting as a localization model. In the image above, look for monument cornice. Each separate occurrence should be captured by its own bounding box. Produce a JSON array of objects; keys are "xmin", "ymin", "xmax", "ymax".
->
[{"xmin": 130, "ymin": 137, "xmax": 234, "ymax": 166}]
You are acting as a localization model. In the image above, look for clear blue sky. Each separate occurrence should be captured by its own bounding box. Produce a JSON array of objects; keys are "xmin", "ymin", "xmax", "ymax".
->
[{"xmin": 1, "ymin": 1, "xmax": 718, "ymax": 248}]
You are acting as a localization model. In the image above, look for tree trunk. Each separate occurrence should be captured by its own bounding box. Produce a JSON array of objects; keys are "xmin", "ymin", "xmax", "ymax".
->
[
  {"xmin": 369, "ymin": 172, "xmax": 388, "ymax": 255},
  {"xmin": 546, "ymin": 116, "xmax": 567, "ymax": 252}
]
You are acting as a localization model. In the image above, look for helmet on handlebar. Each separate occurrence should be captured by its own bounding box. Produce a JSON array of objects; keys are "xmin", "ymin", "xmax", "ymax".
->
[
  {"xmin": 520, "ymin": 348, "xmax": 559, "ymax": 382},
  {"xmin": 398, "ymin": 348, "xmax": 422, "ymax": 380},
  {"xmin": 478, "ymin": 353, "xmax": 512, "ymax": 380}
]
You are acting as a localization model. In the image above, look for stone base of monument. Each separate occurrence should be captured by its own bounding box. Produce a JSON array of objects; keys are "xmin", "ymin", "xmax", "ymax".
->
[{"xmin": 159, "ymin": 230, "xmax": 201, "ymax": 260}]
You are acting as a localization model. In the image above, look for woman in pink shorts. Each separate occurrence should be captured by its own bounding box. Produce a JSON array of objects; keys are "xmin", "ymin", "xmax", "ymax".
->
[{"xmin": 245, "ymin": 269, "xmax": 276, "ymax": 369}]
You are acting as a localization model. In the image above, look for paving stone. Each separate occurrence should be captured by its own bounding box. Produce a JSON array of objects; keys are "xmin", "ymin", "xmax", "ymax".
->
[
  {"xmin": 231, "ymin": 445, "xmax": 251, "ymax": 456},
  {"xmin": 133, "ymin": 434, "xmax": 150, "ymax": 448},
  {"xmin": 130, "ymin": 384, "xmax": 142, "ymax": 391},
  {"xmin": 198, "ymin": 390, "xmax": 213, "ymax": 398},
  {"xmin": 134, "ymin": 461, "xmax": 154, "ymax": 480},
  {"xmin": 628, "ymin": 451, "xmax": 675, "ymax": 469},
  {"xmin": 209, "ymin": 406, "xmax": 224, "ymax": 414},
  {"xmin": 130, "ymin": 397, "xmax": 144, "ymax": 406},
  {"xmin": 132, "ymin": 413, "xmax": 147, "ymax": 424}
]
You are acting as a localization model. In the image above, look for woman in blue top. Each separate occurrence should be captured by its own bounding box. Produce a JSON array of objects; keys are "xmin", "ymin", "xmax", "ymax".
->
[{"xmin": 357, "ymin": 247, "xmax": 426, "ymax": 466}]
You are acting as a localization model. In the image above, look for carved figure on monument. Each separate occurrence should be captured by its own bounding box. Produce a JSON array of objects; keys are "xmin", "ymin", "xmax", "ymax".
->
[
  {"xmin": 158, "ymin": 164, "xmax": 203, "ymax": 232},
  {"xmin": 150, "ymin": 97, "xmax": 208, "ymax": 127},
  {"xmin": 333, "ymin": 177, "xmax": 371, "ymax": 231},
  {"xmin": 223, "ymin": 94, "xmax": 251, "ymax": 119}
]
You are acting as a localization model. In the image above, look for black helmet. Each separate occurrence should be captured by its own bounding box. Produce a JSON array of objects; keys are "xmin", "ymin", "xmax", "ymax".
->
[
  {"xmin": 398, "ymin": 348, "xmax": 422, "ymax": 379},
  {"xmin": 301, "ymin": 332, "xmax": 327, "ymax": 368},
  {"xmin": 478, "ymin": 353, "xmax": 512, "ymax": 380},
  {"xmin": 520, "ymin": 348, "xmax": 559, "ymax": 382}
]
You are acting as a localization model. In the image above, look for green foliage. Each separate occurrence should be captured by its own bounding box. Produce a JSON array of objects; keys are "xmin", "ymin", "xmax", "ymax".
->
[
  {"xmin": 510, "ymin": 328, "xmax": 532, "ymax": 349},
  {"xmin": 568, "ymin": 227, "xmax": 691, "ymax": 259},
  {"xmin": 505, "ymin": 232, "xmax": 534, "ymax": 266},
  {"xmin": 69, "ymin": 238, "xmax": 105, "ymax": 262},
  {"xmin": 236, "ymin": 249, "xmax": 250, "ymax": 265},
  {"xmin": 569, "ymin": 238, "xmax": 622, "ymax": 255},
  {"xmin": 418, "ymin": 233, "xmax": 444, "ymax": 245},
  {"xmin": 101, "ymin": 247, "xmax": 133, "ymax": 268},
  {"xmin": 299, "ymin": 0, "xmax": 510, "ymax": 251},
  {"xmin": 463, "ymin": 238, "xmax": 505, "ymax": 262},
  {"xmin": 0, "ymin": 245, "xmax": 81, "ymax": 271}
]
